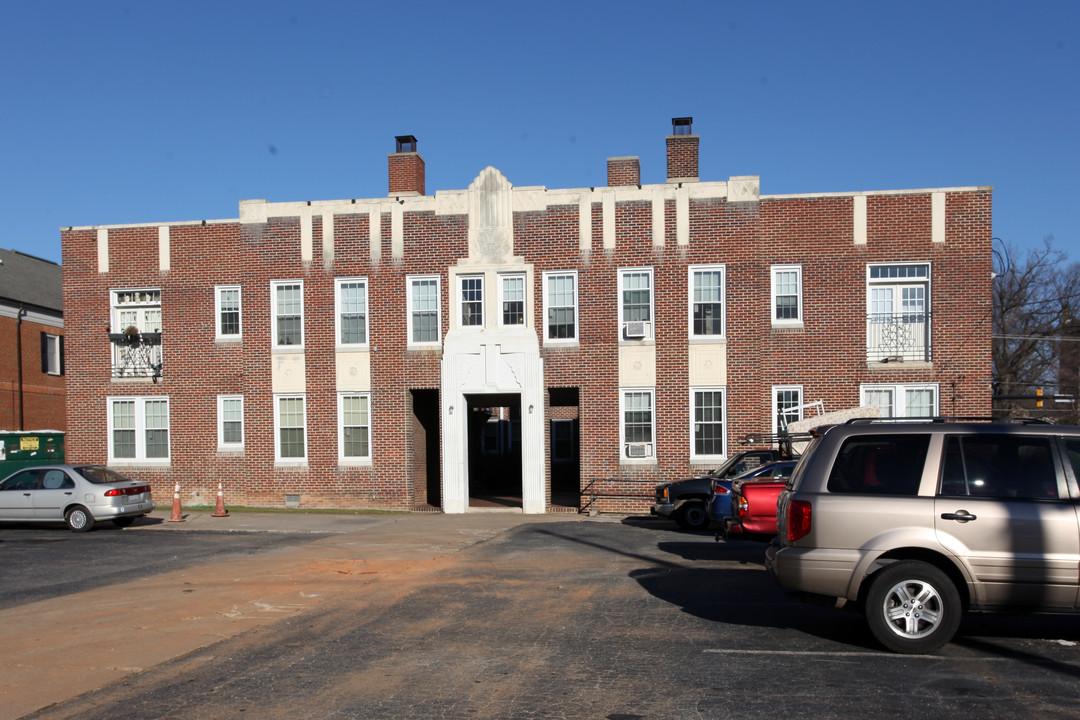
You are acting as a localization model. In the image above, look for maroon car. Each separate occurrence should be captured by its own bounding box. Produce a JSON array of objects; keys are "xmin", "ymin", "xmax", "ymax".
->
[{"xmin": 724, "ymin": 476, "xmax": 785, "ymax": 537}]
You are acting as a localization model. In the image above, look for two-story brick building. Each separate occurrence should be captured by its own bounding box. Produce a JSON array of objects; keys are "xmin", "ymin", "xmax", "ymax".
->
[{"xmin": 60, "ymin": 119, "xmax": 992, "ymax": 513}]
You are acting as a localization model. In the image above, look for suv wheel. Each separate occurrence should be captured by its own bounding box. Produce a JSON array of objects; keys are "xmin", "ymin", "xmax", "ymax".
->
[
  {"xmin": 674, "ymin": 502, "xmax": 709, "ymax": 531},
  {"xmin": 865, "ymin": 561, "xmax": 961, "ymax": 654}
]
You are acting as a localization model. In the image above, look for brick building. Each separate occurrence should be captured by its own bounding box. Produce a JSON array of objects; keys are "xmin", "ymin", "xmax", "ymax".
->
[
  {"xmin": 1, "ymin": 249, "xmax": 65, "ymax": 432},
  {"xmin": 60, "ymin": 119, "xmax": 992, "ymax": 513}
]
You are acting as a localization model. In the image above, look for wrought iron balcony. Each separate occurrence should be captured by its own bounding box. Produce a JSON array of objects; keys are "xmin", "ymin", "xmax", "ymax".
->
[
  {"xmin": 109, "ymin": 330, "xmax": 163, "ymax": 380},
  {"xmin": 867, "ymin": 312, "xmax": 931, "ymax": 363}
]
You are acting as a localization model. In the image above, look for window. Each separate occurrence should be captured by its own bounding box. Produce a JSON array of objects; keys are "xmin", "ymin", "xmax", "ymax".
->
[
  {"xmin": 112, "ymin": 289, "xmax": 162, "ymax": 335},
  {"xmin": 621, "ymin": 389, "xmax": 655, "ymax": 460},
  {"xmin": 108, "ymin": 396, "xmax": 170, "ymax": 464},
  {"xmin": 826, "ymin": 434, "xmax": 930, "ymax": 495},
  {"xmin": 460, "ymin": 275, "xmax": 484, "ymax": 327},
  {"xmin": 771, "ymin": 265, "xmax": 802, "ymax": 326},
  {"xmin": 619, "ymin": 268, "xmax": 653, "ymax": 339},
  {"xmin": 215, "ymin": 286, "xmax": 242, "ymax": 340},
  {"xmin": 941, "ymin": 435, "xmax": 1059, "ymax": 500},
  {"xmin": 335, "ymin": 278, "xmax": 369, "ymax": 346},
  {"xmin": 271, "ymin": 281, "xmax": 303, "ymax": 348},
  {"xmin": 543, "ymin": 271, "xmax": 578, "ymax": 342},
  {"xmin": 774, "ymin": 386, "xmax": 804, "ymax": 433},
  {"xmin": 861, "ymin": 383, "xmax": 938, "ymax": 418},
  {"xmin": 691, "ymin": 388, "xmax": 726, "ymax": 460},
  {"xmin": 41, "ymin": 333, "xmax": 63, "ymax": 375},
  {"xmin": 338, "ymin": 393, "xmax": 372, "ymax": 461},
  {"xmin": 500, "ymin": 274, "xmax": 525, "ymax": 326},
  {"xmin": 217, "ymin": 395, "xmax": 244, "ymax": 450},
  {"xmin": 551, "ymin": 419, "xmax": 578, "ymax": 462},
  {"xmin": 274, "ymin": 394, "xmax": 307, "ymax": 462},
  {"xmin": 867, "ymin": 263, "xmax": 930, "ymax": 362},
  {"xmin": 407, "ymin": 276, "xmax": 441, "ymax": 346},
  {"xmin": 689, "ymin": 266, "xmax": 725, "ymax": 337}
]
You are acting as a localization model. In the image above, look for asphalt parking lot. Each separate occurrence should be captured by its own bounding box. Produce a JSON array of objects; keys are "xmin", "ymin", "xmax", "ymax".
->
[{"xmin": 6, "ymin": 512, "xmax": 1080, "ymax": 719}]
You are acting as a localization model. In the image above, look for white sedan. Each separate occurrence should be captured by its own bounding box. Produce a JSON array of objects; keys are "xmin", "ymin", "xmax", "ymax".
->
[{"xmin": 0, "ymin": 465, "xmax": 156, "ymax": 531}]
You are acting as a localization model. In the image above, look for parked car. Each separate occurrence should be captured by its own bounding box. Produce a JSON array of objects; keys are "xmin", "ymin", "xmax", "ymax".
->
[
  {"xmin": 718, "ymin": 462, "xmax": 798, "ymax": 537},
  {"xmin": 707, "ymin": 460, "xmax": 797, "ymax": 530},
  {"xmin": 767, "ymin": 418, "xmax": 1080, "ymax": 654},
  {"xmin": 652, "ymin": 450, "xmax": 787, "ymax": 530},
  {"xmin": 0, "ymin": 464, "xmax": 155, "ymax": 532}
]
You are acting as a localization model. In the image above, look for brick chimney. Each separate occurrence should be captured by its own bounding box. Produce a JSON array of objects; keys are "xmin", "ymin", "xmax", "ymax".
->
[
  {"xmin": 607, "ymin": 156, "xmax": 641, "ymax": 187},
  {"xmin": 666, "ymin": 117, "xmax": 699, "ymax": 183},
  {"xmin": 388, "ymin": 135, "xmax": 425, "ymax": 196}
]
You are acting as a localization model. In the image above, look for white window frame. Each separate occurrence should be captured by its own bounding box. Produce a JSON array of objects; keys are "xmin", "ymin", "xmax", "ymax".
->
[
  {"xmin": 860, "ymin": 383, "xmax": 939, "ymax": 418},
  {"xmin": 407, "ymin": 275, "xmax": 442, "ymax": 347},
  {"xmin": 107, "ymin": 396, "xmax": 170, "ymax": 465},
  {"xmin": 498, "ymin": 273, "xmax": 526, "ymax": 328},
  {"xmin": 459, "ymin": 274, "xmax": 485, "ymax": 328},
  {"xmin": 688, "ymin": 265, "xmax": 726, "ymax": 339},
  {"xmin": 274, "ymin": 394, "xmax": 308, "ymax": 464},
  {"xmin": 690, "ymin": 387, "xmax": 727, "ymax": 463},
  {"xmin": 543, "ymin": 271, "xmax": 579, "ymax": 345},
  {"xmin": 337, "ymin": 392, "xmax": 373, "ymax": 464},
  {"xmin": 335, "ymin": 278, "xmax": 369, "ymax": 348},
  {"xmin": 111, "ymin": 288, "xmax": 162, "ymax": 335},
  {"xmin": 619, "ymin": 267, "xmax": 654, "ymax": 341},
  {"xmin": 43, "ymin": 333, "xmax": 62, "ymax": 375},
  {"xmin": 215, "ymin": 285, "xmax": 242, "ymax": 341},
  {"xmin": 770, "ymin": 265, "xmax": 803, "ymax": 327},
  {"xmin": 773, "ymin": 385, "xmax": 804, "ymax": 435},
  {"xmin": 866, "ymin": 262, "xmax": 932, "ymax": 363},
  {"xmin": 271, "ymin": 280, "xmax": 304, "ymax": 349},
  {"xmin": 620, "ymin": 388, "xmax": 656, "ymax": 464},
  {"xmin": 217, "ymin": 394, "xmax": 244, "ymax": 451}
]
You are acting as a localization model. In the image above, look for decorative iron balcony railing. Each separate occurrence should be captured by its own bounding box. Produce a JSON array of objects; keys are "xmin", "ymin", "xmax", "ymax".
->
[
  {"xmin": 866, "ymin": 312, "xmax": 931, "ymax": 363},
  {"xmin": 109, "ymin": 332, "xmax": 163, "ymax": 380}
]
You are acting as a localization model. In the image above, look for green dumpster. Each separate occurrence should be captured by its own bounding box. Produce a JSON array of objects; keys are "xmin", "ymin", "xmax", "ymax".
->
[{"xmin": 0, "ymin": 431, "xmax": 65, "ymax": 478}]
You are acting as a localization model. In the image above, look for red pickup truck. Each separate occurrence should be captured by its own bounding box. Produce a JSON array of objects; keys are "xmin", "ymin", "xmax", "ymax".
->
[{"xmin": 724, "ymin": 477, "xmax": 786, "ymax": 537}]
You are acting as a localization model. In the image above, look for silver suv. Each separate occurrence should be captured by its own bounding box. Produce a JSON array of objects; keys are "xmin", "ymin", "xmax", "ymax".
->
[{"xmin": 766, "ymin": 419, "xmax": 1080, "ymax": 654}]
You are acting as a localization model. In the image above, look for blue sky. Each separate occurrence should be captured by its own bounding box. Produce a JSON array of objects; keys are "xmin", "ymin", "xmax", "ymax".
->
[{"xmin": 1, "ymin": 1, "xmax": 1076, "ymax": 266}]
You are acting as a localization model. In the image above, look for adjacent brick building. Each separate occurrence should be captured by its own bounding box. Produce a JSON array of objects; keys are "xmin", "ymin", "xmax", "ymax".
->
[
  {"xmin": 1, "ymin": 249, "xmax": 65, "ymax": 432},
  {"xmin": 60, "ymin": 119, "xmax": 993, "ymax": 513}
]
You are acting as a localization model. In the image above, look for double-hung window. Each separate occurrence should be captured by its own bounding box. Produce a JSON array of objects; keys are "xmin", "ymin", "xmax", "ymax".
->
[
  {"xmin": 108, "ymin": 396, "xmax": 170, "ymax": 464},
  {"xmin": 274, "ymin": 394, "xmax": 307, "ymax": 462},
  {"xmin": 41, "ymin": 333, "xmax": 64, "ymax": 375},
  {"xmin": 771, "ymin": 265, "xmax": 802, "ymax": 326},
  {"xmin": 773, "ymin": 385, "xmax": 804, "ymax": 433},
  {"xmin": 217, "ymin": 395, "xmax": 244, "ymax": 450},
  {"xmin": 335, "ymin": 278, "xmax": 369, "ymax": 347},
  {"xmin": 272, "ymin": 281, "xmax": 303, "ymax": 348},
  {"xmin": 460, "ymin": 275, "xmax": 484, "ymax": 327},
  {"xmin": 867, "ymin": 263, "xmax": 930, "ymax": 362},
  {"xmin": 543, "ymin": 271, "xmax": 578, "ymax": 343},
  {"xmin": 111, "ymin": 289, "xmax": 163, "ymax": 378},
  {"xmin": 500, "ymin": 274, "xmax": 525, "ymax": 326},
  {"xmin": 689, "ymin": 265, "xmax": 725, "ymax": 337},
  {"xmin": 215, "ymin": 285, "xmax": 242, "ymax": 340},
  {"xmin": 691, "ymin": 387, "xmax": 726, "ymax": 460},
  {"xmin": 338, "ymin": 393, "xmax": 372, "ymax": 462},
  {"xmin": 621, "ymin": 388, "xmax": 655, "ymax": 461},
  {"xmin": 408, "ymin": 276, "xmax": 441, "ymax": 346},
  {"xmin": 861, "ymin": 383, "xmax": 938, "ymax": 418},
  {"xmin": 619, "ymin": 268, "xmax": 653, "ymax": 340}
]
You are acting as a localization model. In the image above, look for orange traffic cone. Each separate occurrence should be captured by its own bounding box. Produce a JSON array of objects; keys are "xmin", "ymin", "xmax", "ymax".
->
[
  {"xmin": 167, "ymin": 482, "xmax": 184, "ymax": 522},
  {"xmin": 211, "ymin": 482, "xmax": 229, "ymax": 517}
]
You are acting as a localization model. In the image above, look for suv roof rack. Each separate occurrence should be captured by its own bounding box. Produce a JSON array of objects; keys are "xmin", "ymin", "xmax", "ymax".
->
[{"xmin": 844, "ymin": 416, "xmax": 1053, "ymax": 425}]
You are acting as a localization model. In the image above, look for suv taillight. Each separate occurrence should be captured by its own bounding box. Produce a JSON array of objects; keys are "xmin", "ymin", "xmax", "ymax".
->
[
  {"xmin": 736, "ymin": 496, "xmax": 749, "ymax": 521},
  {"xmin": 787, "ymin": 499, "xmax": 812, "ymax": 542}
]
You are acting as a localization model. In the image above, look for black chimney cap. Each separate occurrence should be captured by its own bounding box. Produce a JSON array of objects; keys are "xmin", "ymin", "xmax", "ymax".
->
[
  {"xmin": 395, "ymin": 135, "xmax": 418, "ymax": 153},
  {"xmin": 671, "ymin": 117, "xmax": 693, "ymax": 135}
]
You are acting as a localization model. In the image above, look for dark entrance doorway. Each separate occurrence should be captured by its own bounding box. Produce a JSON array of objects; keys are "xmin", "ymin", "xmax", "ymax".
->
[
  {"xmin": 410, "ymin": 389, "xmax": 441, "ymax": 509},
  {"xmin": 549, "ymin": 387, "xmax": 580, "ymax": 509},
  {"xmin": 466, "ymin": 393, "xmax": 522, "ymax": 508}
]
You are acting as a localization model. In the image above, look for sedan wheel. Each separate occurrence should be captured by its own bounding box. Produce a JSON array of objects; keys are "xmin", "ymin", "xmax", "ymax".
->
[
  {"xmin": 865, "ymin": 561, "xmax": 960, "ymax": 654},
  {"xmin": 674, "ymin": 502, "xmax": 709, "ymax": 531},
  {"xmin": 65, "ymin": 506, "xmax": 96, "ymax": 533}
]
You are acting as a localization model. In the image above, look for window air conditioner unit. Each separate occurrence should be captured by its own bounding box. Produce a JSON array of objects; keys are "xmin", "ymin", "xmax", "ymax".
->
[
  {"xmin": 626, "ymin": 442, "xmax": 651, "ymax": 458},
  {"xmin": 624, "ymin": 321, "xmax": 647, "ymax": 339}
]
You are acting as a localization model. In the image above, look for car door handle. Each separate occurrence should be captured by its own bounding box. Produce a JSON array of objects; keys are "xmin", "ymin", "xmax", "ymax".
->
[{"xmin": 941, "ymin": 511, "xmax": 977, "ymax": 522}]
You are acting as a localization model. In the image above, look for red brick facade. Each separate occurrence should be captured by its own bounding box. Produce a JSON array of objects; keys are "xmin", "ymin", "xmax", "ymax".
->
[
  {"xmin": 0, "ymin": 314, "xmax": 65, "ymax": 431},
  {"xmin": 60, "ymin": 124, "xmax": 992, "ymax": 514}
]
